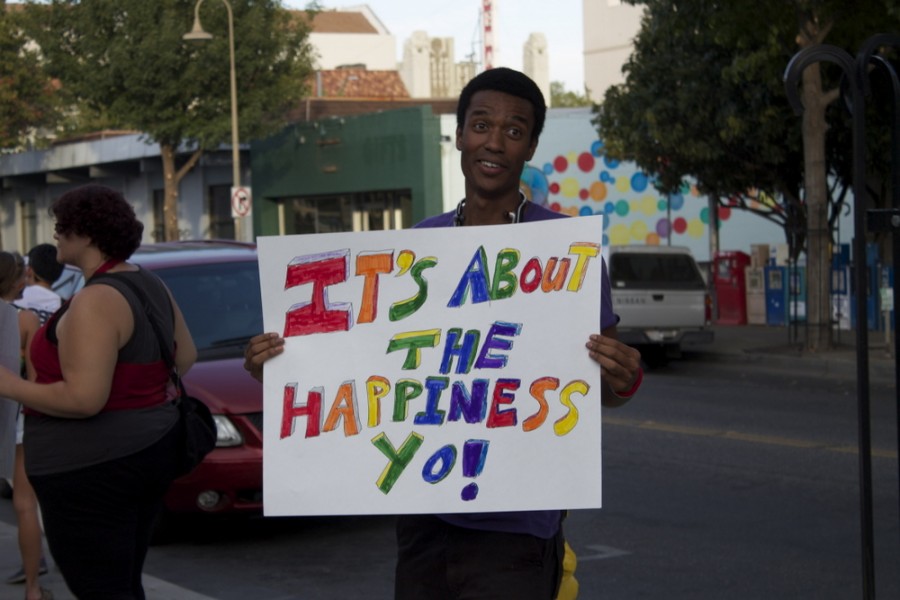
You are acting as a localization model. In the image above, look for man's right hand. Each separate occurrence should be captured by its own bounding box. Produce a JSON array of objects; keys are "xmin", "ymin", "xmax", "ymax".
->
[{"xmin": 243, "ymin": 332, "xmax": 285, "ymax": 382}]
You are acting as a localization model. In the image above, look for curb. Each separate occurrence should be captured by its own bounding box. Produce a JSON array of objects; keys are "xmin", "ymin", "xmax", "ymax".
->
[{"xmin": 690, "ymin": 348, "xmax": 896, "ymax": 386}]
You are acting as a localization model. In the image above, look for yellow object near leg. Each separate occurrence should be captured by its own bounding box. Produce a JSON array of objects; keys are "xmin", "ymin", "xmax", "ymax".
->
[{"xmin": 555, "ymin": 541, "xmax": 579, "ymax": 600}]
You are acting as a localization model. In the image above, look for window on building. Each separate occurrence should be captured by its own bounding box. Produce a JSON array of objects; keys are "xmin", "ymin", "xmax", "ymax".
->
[
  {"xmin": 282, "ymin": 190, "xmax": 412, "ymax": 235},
  {"xmin": 152, "ymin": 190, "xmax": 165, "ymax": 242},
  {"xmin": 208, "ymin": 185, "xmax": 235, "ymax": 240},
  {"xmin": 19, "ymin": 199, "xmax": 37, "ymax": 250}
]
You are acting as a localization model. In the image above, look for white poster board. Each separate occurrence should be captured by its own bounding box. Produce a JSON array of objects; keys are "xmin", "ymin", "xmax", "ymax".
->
[{"xmin": 258, "ymin": 215, "xmax": 605, "ymax": 516}]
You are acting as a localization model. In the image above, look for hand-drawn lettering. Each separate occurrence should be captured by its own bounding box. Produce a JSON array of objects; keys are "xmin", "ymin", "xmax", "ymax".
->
[
  {"xmin": 554, "ymin": 379, "xmax": 589, "ymax": 435},
  {"xmin": 486, "ymin": 378, "xmax": 521, "ymax": 428},
  {"xmin": 372, "ymin": 431, "xmax": 425, "ymax": 494},
  {"xmin": 448, "ymin": 246, "xmax": 491, "ymax": 307},
  {"xmin": 389, "ymin": 256, "xmax": 438, "ymax": 321},
  {"xmin": 490, "ymin": 248, "xmax": 520, "ymax": 300},
  {"xmin": 392, "ymin": 378, "xmax": 424, "ymax": 421},
  {"xmin": 474, "ymin": 321, "xmax": 522, "ymax": 369},
  {"xmin": 284, "ymin": 250, "xmax": 353, "ymax": 337},
  {"xmin": 523, "ymin": 377, "xmax": 559, "ymax": 432},
  {"xmin": 387, "ymin": 329, "xmax": 441, "ymax": 369},
  {"xmin": 281, "ymin": 383, "xmax": 322, "ymax": 439},
  {"xmin": 414, "ymin": 377, "xmax": 449, "ymax": 425},
  {"xmin": 355, "ymin": 251, "xmax": 394, "ymax": 324},
  {"xmin": 439, "ymin": 328, "xmax": 481, "ymax": 374},
  {"xmin": 323, "ymin": 380, "xmax": 361, "ymax": 437},
  {"xmin": 447, "ymin": 379, "xmax": 489, "ymax": 424},
  {"xmin": 422, "ymin": 444, "xmax": 456, "ymax": 484}
]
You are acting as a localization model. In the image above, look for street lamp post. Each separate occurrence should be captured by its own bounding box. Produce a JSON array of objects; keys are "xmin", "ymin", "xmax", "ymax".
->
[{"xmin": 184, "ymin": 0, "xmax": 247, "ymax": 241}]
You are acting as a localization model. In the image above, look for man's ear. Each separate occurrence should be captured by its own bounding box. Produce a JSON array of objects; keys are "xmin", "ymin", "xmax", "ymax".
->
[
  {"xmin": 456, "ymin": 128, "xmax": 462, "ymax": 151},
  {"xmin": 526, "ymin": 137, "xmax": 539, "ymax": 161}
]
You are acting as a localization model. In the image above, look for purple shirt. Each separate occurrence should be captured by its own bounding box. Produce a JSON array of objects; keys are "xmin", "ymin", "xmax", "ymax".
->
[{"xmin": 414, "ymin": 201, "xmax": 618, "ymax": 539}]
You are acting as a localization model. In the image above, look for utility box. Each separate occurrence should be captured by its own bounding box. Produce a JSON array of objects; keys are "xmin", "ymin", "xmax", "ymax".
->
[
  {"xmin": 713, "ymin": 251, "xmax": 750, "ymax": 324},
  {"xmin": 764, "ymin": 265, "xmax": 788, "ymax": 326},
  {"xmin": 746, "ymin": 266, "xmax": 766, "ymax": 324},
  {"xmin": 787, "ymin": 265, "xmax": 807, "ymax": 323},
  {"xmin": 750, "ymin": 244, "xmax": 770, "ymax": 268}
]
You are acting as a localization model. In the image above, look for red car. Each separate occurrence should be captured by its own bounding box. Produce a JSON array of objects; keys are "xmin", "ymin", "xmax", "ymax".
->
[{"xmin": 131, "ymin": 241, "xmax": 264, "ymax": 519}]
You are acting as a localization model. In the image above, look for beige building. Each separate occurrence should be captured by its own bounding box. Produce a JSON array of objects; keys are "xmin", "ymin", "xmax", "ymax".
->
[{"xmin": 582, "ymin": 0, "xmax": 644, "ymax": 102}]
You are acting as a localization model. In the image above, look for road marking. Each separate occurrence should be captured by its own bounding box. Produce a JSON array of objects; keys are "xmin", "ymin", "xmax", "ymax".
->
[
  {"xmin": 605, "ymin": 416, "xmax": 898, "ymax": 459},
  {"xmin": 576, "ymin": 544, "xmax": 632, "ymax": 561}
]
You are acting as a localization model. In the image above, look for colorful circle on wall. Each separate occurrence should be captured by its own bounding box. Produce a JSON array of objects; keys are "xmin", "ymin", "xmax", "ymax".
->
[
  {"xmin": 520, "ymin": 165, "xmax": 549, "ymax": 207},
  {"xmin": 631, "ymin": 172, "xmax": 649, "ymax": 192}
]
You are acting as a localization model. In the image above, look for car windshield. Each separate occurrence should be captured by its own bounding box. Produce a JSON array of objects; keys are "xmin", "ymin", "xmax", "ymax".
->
[{"xmin": 152, "ymin": 261, "xmax": 263, "ymax": 361}]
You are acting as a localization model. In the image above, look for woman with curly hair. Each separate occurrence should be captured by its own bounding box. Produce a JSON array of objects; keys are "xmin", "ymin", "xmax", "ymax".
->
[{"xmin": 0, "ymin": 184, "xmax": 197, "ymax": 599}]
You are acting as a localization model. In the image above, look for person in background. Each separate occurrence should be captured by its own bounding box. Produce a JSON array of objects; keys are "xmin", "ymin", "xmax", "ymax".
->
[
  {"xmin": 0, "ymin": 184, "xmax": 197, "ymax": 599},
  {"xmin": 6, "ymin": 247, "xmax": 59, "ymax": 597},
  {"xmin": 244, "ymin": 68, "xmax": 642, "ymax": 600},
  {"xmin": 21, "ymin": 244, "xmax": 64, "ymax": 324},
  {"xmin": 0, "ymin": 251, "xmax": 52, "ymax": 600}
]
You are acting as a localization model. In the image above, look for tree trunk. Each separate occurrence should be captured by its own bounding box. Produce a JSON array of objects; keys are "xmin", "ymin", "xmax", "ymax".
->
[
  {"xmin": 800, "ymin": 62, "xmax": 833, "ymax": 352},
  {"xmin": 159, "ymin": 143, "xmax": 203, "ymax": 242}
]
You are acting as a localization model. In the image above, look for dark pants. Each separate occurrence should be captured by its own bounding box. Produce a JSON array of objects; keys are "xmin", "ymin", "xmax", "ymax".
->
[
  {"xmin": 29, "ymin": 425, "xmax": 179, "ymax": 600},
  {"xmin": 395, "ymin": 514, "xmax": 564, "ymax": 600}
]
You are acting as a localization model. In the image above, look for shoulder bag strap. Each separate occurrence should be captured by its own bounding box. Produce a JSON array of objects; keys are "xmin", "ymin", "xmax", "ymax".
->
[{"xmin": 94, "ymin": 273, "xmax": 186, "ymax": 398}]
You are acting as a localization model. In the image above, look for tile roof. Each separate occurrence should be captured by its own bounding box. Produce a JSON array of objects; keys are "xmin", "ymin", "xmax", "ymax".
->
[{"xmin": 311, "ymin": 69, "xmax": 410, "ymax": 99}]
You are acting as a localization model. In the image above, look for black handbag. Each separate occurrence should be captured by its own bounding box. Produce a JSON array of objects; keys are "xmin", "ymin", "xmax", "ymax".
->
[{"xmin": 102, "ymin": 274, "xmax": 217, "ymax": 477}]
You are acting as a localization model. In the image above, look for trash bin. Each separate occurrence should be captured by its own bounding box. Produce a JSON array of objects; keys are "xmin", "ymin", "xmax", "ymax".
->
[{"xmin": 713, "ymin": 251, "xmax": 750, "ymax": 325}]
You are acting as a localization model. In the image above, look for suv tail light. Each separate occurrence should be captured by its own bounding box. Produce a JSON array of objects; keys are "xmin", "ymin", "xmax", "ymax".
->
[{"xmin": 705, "ymin": 293, "xmax": 713, "ymax": 325}]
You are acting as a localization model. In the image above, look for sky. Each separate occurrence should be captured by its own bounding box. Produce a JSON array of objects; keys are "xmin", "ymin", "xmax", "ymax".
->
[{"xmin": 283, "ymin": 0, "xmax": 585, "ymax": 92}]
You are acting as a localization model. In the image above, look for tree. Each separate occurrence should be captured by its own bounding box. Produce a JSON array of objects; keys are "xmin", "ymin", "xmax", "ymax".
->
[
  {"xmin": 596, "ymin": 0, "xmax": 899, "ymax": 351},
  {"xmin": 22, "ymin": 0, "xmax": 316, "ymax": 240},
  {"xmin": 550, "ymin": 81, "xmax": 592, "ymax": 108},
  {"xmin": 0, "ymin": 1, "xmax": 61, "ymax": 150}
]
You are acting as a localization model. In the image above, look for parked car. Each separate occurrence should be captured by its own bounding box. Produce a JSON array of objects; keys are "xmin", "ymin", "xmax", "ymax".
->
[
  {"xmin": 608, "ymin": 245, "xmax": 713, "ymax": 366},
  {"xmin": 131, "ymin": 240, "xmax": 264, "ymax": 520}
]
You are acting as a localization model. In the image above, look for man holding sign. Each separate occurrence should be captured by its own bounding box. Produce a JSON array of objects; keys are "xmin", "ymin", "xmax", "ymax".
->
[{"xmin": 245, "ymin": 68, "xmax": 641, "ymax": 600}]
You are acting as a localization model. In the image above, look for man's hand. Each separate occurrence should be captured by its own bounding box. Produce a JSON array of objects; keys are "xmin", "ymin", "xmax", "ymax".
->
[
  {"xmin": 243, "ymin": 332, "xmax": 285, "ymax": 383},
  {"xmin": 585, "ymin": 332, "xmax": 642, "ymax": 406}
]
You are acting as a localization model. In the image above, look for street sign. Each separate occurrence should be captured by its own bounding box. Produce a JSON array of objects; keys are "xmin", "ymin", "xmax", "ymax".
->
[{"xmin": 231, "ymin": 186, "xmax": 252, "ymax": 218}]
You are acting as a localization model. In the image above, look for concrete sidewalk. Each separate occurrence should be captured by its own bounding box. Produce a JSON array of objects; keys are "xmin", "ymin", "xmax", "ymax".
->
[
  {"xmin": 685, "ymin": 323, "xmax": 897, "ymax": 385},
  {"xmin": 0, "ymin": 510, "xmax": 216, "ymax": 600}
]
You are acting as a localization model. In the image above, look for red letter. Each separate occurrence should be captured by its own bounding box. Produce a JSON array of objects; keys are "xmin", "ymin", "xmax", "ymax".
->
[
  {"xmin": 284, "ymin": 250, "xmax": 352, "ymax": 336},
  {"xmin": 486, "ymin": 378, "xmax": 520, "ymax": 428},
  {"xmin": 281, "ymin": 383, "xmax": 322, "ymax": 439}
]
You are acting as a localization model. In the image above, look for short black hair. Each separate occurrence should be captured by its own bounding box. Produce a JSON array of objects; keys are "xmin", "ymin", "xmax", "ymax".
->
[
  {"xmin": 27, "ymin": 243, "xmax": 64, "ymax": 284},
  {"xmin": 52, "ymin": 184, "xmax": 143, "ymax": 261},
  {"xmin": 456, "ymin": 67, "xmax": 546, "ymax": 141}
]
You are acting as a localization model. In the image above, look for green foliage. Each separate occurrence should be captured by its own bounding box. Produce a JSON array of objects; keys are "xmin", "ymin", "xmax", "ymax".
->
[
  {"xmin": 550, "ymin": 81, "xmax": 592, "ymax": 108},
  {"xmin": 0, "ymin": 2, "xmax": 62, "ymax": 150},
  {"xmin": 595, "ymin": 0, "xmax": 900, "ymax": 241},
  {"xmin": 21, "ymin": 0, "xmax": 316, "ymax": 150}
]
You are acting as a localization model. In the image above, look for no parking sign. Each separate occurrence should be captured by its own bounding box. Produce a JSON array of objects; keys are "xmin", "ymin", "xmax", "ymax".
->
[{"xmin": 231, "ymin": 186, "xmax": 252, "ymax": 218}]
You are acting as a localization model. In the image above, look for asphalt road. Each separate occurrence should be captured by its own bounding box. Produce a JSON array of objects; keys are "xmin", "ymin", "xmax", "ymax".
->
[{"xmin": 1, "ymin": 354, "xmax": 897, "ymax": 599}]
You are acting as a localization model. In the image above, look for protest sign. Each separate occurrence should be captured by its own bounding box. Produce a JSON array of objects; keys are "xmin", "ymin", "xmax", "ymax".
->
[{"xmin": 258, "ymin": 214, "xmax": 605, "ymax": 516}]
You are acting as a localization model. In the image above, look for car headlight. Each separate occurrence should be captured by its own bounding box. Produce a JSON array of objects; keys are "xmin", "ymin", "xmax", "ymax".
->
[{"xmin": 213, "ymin": 415, "xmax": 243, "ymax": 447}]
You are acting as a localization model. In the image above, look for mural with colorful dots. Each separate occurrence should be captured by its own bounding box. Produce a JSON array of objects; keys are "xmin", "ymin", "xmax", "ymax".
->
[
  {"xmin": 521, "ymin": 136, "xmax": 727, "ymax": 252},
  {"xmin": 517, "ymin": 109, "xmax": 794, "ymax": 262}
]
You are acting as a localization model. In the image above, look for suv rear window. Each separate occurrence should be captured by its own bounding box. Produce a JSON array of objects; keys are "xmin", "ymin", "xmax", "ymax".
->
[{"xmin": 609, "ymin": 253, "xmax": 707, "ymax": 291}]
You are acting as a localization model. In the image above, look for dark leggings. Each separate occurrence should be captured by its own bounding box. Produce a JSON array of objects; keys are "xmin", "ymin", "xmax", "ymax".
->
[{"xmin": 29, "ymin": 424, "xmax": 179, "ymax": 600}]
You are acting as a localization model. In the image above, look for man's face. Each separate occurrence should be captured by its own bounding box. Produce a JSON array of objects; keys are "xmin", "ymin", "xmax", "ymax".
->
[{"xmin": 456, "ymin": 90, "xmax": 538, "ymax": 201}]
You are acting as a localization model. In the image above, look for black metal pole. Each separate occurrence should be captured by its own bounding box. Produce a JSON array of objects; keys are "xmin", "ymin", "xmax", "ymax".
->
[
  {"xmin": 860, "ymin": 42, "xmax": 900, "ymax": 552},
  {"xmin": 785, "ymin": 44, "xmax": 875, "ymax": 599}
]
